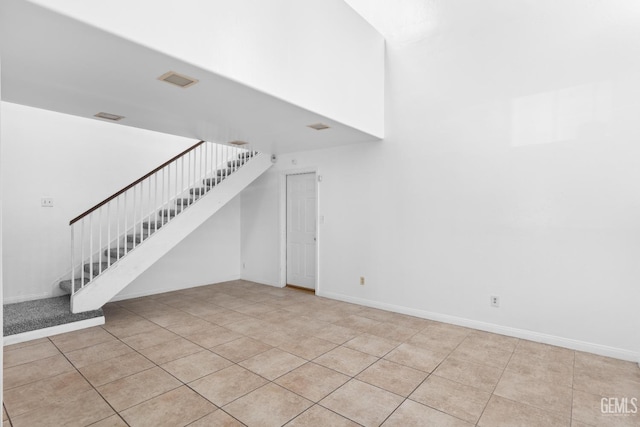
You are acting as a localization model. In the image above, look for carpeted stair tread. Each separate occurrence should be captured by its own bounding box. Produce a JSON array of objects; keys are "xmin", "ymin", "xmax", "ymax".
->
[
  {"xmin": 143, "ymin": 220, "xmax": 168, "ymax": 230},
  {"xmin": 203, "ymin": 177, "xmax": 223, "ymax": 187},
  {"xmin": 83, "ymin": 262, "xmax": 111, "ymax": 275},
  {"xmin": 126, "ymin": 233, "xmax": 152, "ymax": 243},
  {"xmin": 3, "ymin": 296, "xmax": 103, "ymax": 336},
  {"xmin": 190, "ymin": 187, "xmax": 209, "ymax": 196},
  {"xmin": 104, "ymin": 247, "xmax": 129, "ymax": 258},
  {"xmin": 58, "ymin": 278, "xmax": 90, "ymax": 294},
  {"xmin": 217, "ymin": 168, "xmax": 233, "ymax": 177},
  {"xmin": 238, "ymin": 151, "xmax": 256, "ymax": 159},
  {"xmin": 175, "ymin": 198, "xmax": 194, "ymax": 207},
  {"xmin": 227, "ymin": 160, "xmax": 245, "ymax": 168},
  {"xmin": 158, "ymin": 208, "xmax": 180, "ymax": 218}
]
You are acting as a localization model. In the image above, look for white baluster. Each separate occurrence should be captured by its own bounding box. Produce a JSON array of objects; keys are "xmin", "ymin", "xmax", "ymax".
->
[
  {"xmin": 124, "ymin": 192, "xmax": 128, "ymax": 255},
  {"xmin": 107, "ymin": 202, "xmax": 111, "ymax": 266},
  {"xmin": 70, "ymin": 225, "xmax": 75, "ymax": 294},
  {"xmin": 212, "ymin": 143, "xmax": 215, "ymax": 185},
  {"xmin": 174, "ymin": 159, "xmax": 178, "ymax": 214},
  {"xmin": 206, "ymin": 142, "xmax": 210, "ymax": 184},
  {"xmin": 200, "ymin": 144, "xmax": 204, "ymax": 192},
  {"xmin": 140, "ymin": 182, "xmax": 144, "ymax": 239},
  {"xmin": 89, "ymin": 212, "xmax": 93, "ymax": 281},
  {"xmin": 154, "ymin": 174, "xmax": 157, "ymax": 224},
  {"xmin": 167, "ymin": 164, "xmax": 171, "ymax": 223},
  {"xmin": 133, "ymin": 185, "xmax": 137, "ymax": 249},
  {"xmin": 81, "ymin": 218, "xmax": 85, "ymax": 287},
  {"xmin": 98, "ymin": 207, "xmax": 102, "ymax": 275},
  {"xmin": 148, "ymin": 176, "xmax": 152, "ymax": 233},
  {"xmin": 189, "ymin": 151, "xmax": 193, "ymax": 197},
  {"xmin": 192, "ymin": 149, "xmax": 196, "ymax": 193},
  {"xmin": 117, "ymin": 197, "xmax": 121, "ymax": 260},
  {"xmin": 180, "ymin": 156, "xmax": 185, "ymax": 203}
]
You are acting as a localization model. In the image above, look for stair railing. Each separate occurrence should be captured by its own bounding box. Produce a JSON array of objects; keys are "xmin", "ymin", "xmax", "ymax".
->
[{"xmin": 68, "ymin": 140, "xmax": 255, "ymax": 295}]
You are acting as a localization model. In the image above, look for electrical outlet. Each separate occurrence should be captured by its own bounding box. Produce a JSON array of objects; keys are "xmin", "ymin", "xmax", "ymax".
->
[
  {"xmin": 490, "ymin": 295, "xmax": 500, "ymax": 308},
  {"xmin": 41, "ymin": 197, "xmax": 54, "ymax": 207},
  {"xmin": 242, "ymin": 262, "xmax": 246, "ymax": 269},
  {"xmin": 360, "ymin": 276, "xmax": 365, "ymax": 285}
]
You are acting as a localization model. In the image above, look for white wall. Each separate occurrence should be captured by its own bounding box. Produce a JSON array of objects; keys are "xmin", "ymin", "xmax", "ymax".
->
[
  {"xmin": 1, "ymin": 102, "xmax": 239, "ymax": 302},
  {"xmin": 241, "ymin": 1, "xmax": 640, "ymax": 361},
  {"xmin": 240, "ymin": 170, "xmax": 282, "ymax": 286},
  {"xmin": 114, "ymin": 196, "xmax": 241, "ymax": 301},
  {"xmin": 27, "ymin": 0, "xmax": 385, "ymax": 138},
  {"xmin": 1, "ymin": 54, "xmax": 5, "ymax": 411}
]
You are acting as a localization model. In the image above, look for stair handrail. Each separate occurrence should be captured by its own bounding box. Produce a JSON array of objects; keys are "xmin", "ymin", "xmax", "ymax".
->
[{"xmin": 69, "ymin": 140, "xmax": 206, "ymax": 225}]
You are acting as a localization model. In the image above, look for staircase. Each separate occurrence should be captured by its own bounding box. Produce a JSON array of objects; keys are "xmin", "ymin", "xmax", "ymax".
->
[{"xmin": 58, "ymin": 141, "xmax": 271, "ymax": 313}]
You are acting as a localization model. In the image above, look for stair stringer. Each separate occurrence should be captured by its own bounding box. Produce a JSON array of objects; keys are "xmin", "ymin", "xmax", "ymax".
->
[{"xmin": 70, "ymin": 152, "xmax": 272, "ymax": 313}]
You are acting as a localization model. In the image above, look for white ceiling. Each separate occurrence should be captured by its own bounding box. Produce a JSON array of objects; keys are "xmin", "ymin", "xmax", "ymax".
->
[{"xmin": 0, "ymin": 0, "xmax": 380, "ymax": 154}]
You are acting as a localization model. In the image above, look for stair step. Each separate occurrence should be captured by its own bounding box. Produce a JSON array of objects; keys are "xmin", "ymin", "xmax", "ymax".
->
[
  {"xmin": 143, "ymin": 220, "xmax": 167, "ymax": 230},
  {"xmin": 158, "ymin": 208, "xmax": 180, "ymax": 218},
  {"xmin": 238, "ymin": 151, "xmax": 256, "ymax": 159},
  {"xmin": 217, "ymin": 168, "xmax": 233, "ymax": 177},
  {"xmin": 83, "ymin": 262, "xmax": 111, "ymax": 276},
  {"xmin": 227, "ymin": 159, "xmax": 245, "ymax": 168},
  {"xmin": 190, "ymin": 187, "xmax": 209, "ymax": 196},
  {"xmin": 104, "ymin": 247, "xmax": 128, "ymax": 258},
  {"xmin": 126, "ymin": 233, "xmax": 151, "ymax": 243},
  {"xmin": 203, "ymin": 177, "xmax": 223, "ymax": 187},
  {"xmin": 175, "ymin": 198, "xmax": 194, "ymax": 207},
  {"xmin": 3, "ymin": 296, "xmax": 103, "ymax": 336},
  {"xmin": 58, "ymin": 278, "xmax": 90, "ymax": 294}
]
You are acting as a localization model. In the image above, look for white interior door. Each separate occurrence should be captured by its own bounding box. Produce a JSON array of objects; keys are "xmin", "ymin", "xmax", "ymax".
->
[{"xmin": 286, "ymin": 173, "xmax": 317, "ymax": 289}]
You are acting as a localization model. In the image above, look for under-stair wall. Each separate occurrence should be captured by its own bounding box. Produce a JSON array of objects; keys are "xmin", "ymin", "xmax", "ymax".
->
[
  {"xmin": 0, "ymin": 103, "xmax": 244, "ymax": 303},
  {"xmin": 112, "ymin": 196, "xmax": 241, "ymax": 301}
]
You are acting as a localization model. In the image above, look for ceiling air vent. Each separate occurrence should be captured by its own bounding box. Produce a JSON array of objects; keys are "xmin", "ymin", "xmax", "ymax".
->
[
  {"xmin": 229, "ymin": 140, "xmax": 249, "ymax": 146},
  {"xmin": 158, "ymin": 71, "xmax": 199, "ymax": 88},
  {"xmin": 307, "ymin": 123, "xmax": 330, "ymax": 130},
  {"xmin": 94, "ymin": 112, "xmax": 125, "ymax": 121}
]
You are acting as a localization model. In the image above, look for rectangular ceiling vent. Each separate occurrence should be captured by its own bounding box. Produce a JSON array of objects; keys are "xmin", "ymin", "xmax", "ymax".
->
[
  {"xmin": 307, "ymin": 123, "xmax": 330, "ymax": 130},
  {"xmin": 158, "ymin": 71, "xmax": 199, "ymax": 88},
  {"xmin": 229, "ymin": 140, "xmax": 249, "ymax": 146},
  {"xmin": 94, "ymin": 112, "xmax": 125, "ymax": 121}
]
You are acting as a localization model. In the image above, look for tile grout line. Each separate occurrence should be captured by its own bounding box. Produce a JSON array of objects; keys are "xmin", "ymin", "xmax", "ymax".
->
[
  {"xmin": 101, "ymin": 302, "xmax": 246, "ymax": 425},
  {"xmin": 46, "ymin": 336, "xmax": 132, "ymax": 427},
  {"xmin": 379, "ymin": 328, "xmax": 478, "ymax": 426},
  {"xmin": 473, "ymin": 337, "xmax": 519, "ymax": 425},
  {"xmin": 570, "ymin": 348, "xmax": 576, "ymax": 425}
]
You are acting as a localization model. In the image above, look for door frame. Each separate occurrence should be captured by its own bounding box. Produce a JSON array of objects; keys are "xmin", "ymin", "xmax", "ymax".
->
[{"xmin": 279, "ymin": 168, "xmax": 320, "ymax": 292}]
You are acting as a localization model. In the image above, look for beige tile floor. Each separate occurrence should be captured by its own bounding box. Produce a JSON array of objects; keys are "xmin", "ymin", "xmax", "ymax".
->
[{"xmin": 3, "ymin": 280, "xmax": 639, "ymax": 426}]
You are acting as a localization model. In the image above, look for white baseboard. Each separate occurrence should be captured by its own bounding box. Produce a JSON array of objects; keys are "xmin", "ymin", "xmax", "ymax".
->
[
  {"xmin": 3, "ymin": 316, "xmax": 105, "ymax": 346},
  {"xmin": 239, "ymin": 275, "xmax": 282, "ymax": 288},
  {"xmin": 318, "ymin": 291, "xmax": 639, "ymax": 363}
]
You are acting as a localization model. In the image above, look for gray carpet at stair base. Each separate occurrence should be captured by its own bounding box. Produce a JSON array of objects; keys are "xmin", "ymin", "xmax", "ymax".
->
[{"xmin": 3, "ymin": 296, "xmax": 103, "ymax": 336}]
